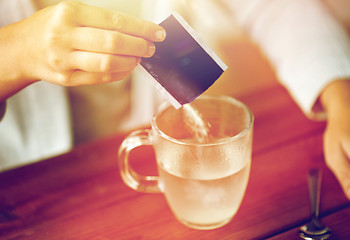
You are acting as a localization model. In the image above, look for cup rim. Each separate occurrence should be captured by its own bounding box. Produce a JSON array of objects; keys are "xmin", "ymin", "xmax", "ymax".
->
[{"xmin": 151, "ymin": 94, "xmax": 254, "ymax": 146}]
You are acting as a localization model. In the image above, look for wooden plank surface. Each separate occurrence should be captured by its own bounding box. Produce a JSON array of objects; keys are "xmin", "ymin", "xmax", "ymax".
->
[{"xmin": 269, "ymin": 207, "xmax": 350, "ymax": 240}]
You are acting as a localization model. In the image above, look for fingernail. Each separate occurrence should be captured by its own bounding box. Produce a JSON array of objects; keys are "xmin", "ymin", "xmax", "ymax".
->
[
  {"xmin": 155, "ymin": 29, "xmax": 166, "ymax": 41},
  {"xmin": 148, "ymin": 45, "xmax": 156, "ymax": 57}
]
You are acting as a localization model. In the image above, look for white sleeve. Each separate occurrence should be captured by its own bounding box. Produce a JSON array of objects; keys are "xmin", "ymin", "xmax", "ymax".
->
[
  {"xmin": 0, "ymin": 0, "xmax": 36, "ymax": 27},
  {"xmin": 223, "ymin": 0, "xmax": 350, "ymax": 119}
]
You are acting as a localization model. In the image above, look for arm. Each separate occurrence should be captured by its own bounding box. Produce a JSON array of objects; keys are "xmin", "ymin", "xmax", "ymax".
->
[
  {"xmin": 0, "ymin": 21, "xmax": 37, "ymax": 101},
  {"xmin": 0, "ymin": 1, "xmax": 166, "ymax": 102}
]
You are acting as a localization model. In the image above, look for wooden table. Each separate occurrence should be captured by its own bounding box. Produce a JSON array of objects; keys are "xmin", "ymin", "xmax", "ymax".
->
[{"xmin": 1, "ymin": 82, "xmax": 349, "ymax": 240}]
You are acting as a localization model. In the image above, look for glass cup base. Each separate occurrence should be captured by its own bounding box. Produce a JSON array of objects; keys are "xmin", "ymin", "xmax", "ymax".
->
[{"xmin": 179, "ymin": 217, "xmax": 233, "ymax": 230}]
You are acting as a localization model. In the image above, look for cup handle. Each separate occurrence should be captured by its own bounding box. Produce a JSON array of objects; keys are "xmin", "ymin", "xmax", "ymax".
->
[{"xmin": 118, "ymin": 129, "xmax": 161, "ymax": 193}]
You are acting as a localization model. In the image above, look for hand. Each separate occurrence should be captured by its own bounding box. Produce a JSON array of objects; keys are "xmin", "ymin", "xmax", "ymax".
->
[
  {"xmin": 0, "ymin": 1, "xmax": 165, "ymax": 100},
  {"xmin": 321, "ymin": 79, "xmax": 350, "ymax": 200}
]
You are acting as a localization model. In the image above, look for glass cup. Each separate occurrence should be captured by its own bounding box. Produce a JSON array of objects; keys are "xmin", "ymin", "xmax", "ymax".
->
[{"xmin": 118, "ymin": 95, "xmax": 254, "ymax": 230}]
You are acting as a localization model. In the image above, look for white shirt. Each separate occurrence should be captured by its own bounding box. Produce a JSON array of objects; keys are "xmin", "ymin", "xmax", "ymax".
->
[{"xmin": 221, "ymin": 0, "xmax": 350, "ymax": 119}]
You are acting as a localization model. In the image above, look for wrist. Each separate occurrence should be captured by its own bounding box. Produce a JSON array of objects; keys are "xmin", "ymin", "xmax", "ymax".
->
[
  {"xmin": 320, "ymin": 79, "xmax": 350, "ymax": 117},
  {"xmin": 0, "ymin": 21, "xmax": 39, "ymax": 100}
]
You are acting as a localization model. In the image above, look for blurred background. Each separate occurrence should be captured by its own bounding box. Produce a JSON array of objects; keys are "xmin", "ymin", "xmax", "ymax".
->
[{"xmin": 33, "ymin": 0, "xmax": 350, "ymax": 145}]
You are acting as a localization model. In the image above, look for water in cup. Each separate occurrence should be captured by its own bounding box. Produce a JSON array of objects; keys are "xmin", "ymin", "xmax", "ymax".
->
[
  {"xmin": 158, "ymin": 156, "xmax": 250, "ymax": 229},
  {"xmin": 154, "ymin": 101, "xmax": 252, "ymax": 229}
]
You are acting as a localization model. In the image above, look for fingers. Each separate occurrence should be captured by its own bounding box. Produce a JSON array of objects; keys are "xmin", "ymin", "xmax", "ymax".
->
[
  {"xmin": 69, "ymin": 51, "xmax": 141, "ymax": 73},
  {"xmin": 70, "ymin": 27, "xmax": 155, "ymax": 57},
  {"xmin": 106, "ymin": 12, "xmax": 166, "ymax": 42},
  {"xmin": 327, "ymin": 154, "xmax": 350, "ymax": 200},
  {"xmin": 339, "ymin": 135, "xmax": 350, "ymax": 199},
  {"xmin": 55, "ymin": 70, "xmax": 131, "ymax": 86},
  {"xmin": 57, "ymin": 1, "xmax": 166, "ymax": 42},
  {"xmin": 324, "ymin": 131, "xmax": 350, "ymax": 200},
  {"xmin": 36, "ymin": 1, "xmax": 166, "ymax": 87},
  {"xmin": 70, "ymin": 71, "xmax": 131, "ymax": 85}
]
